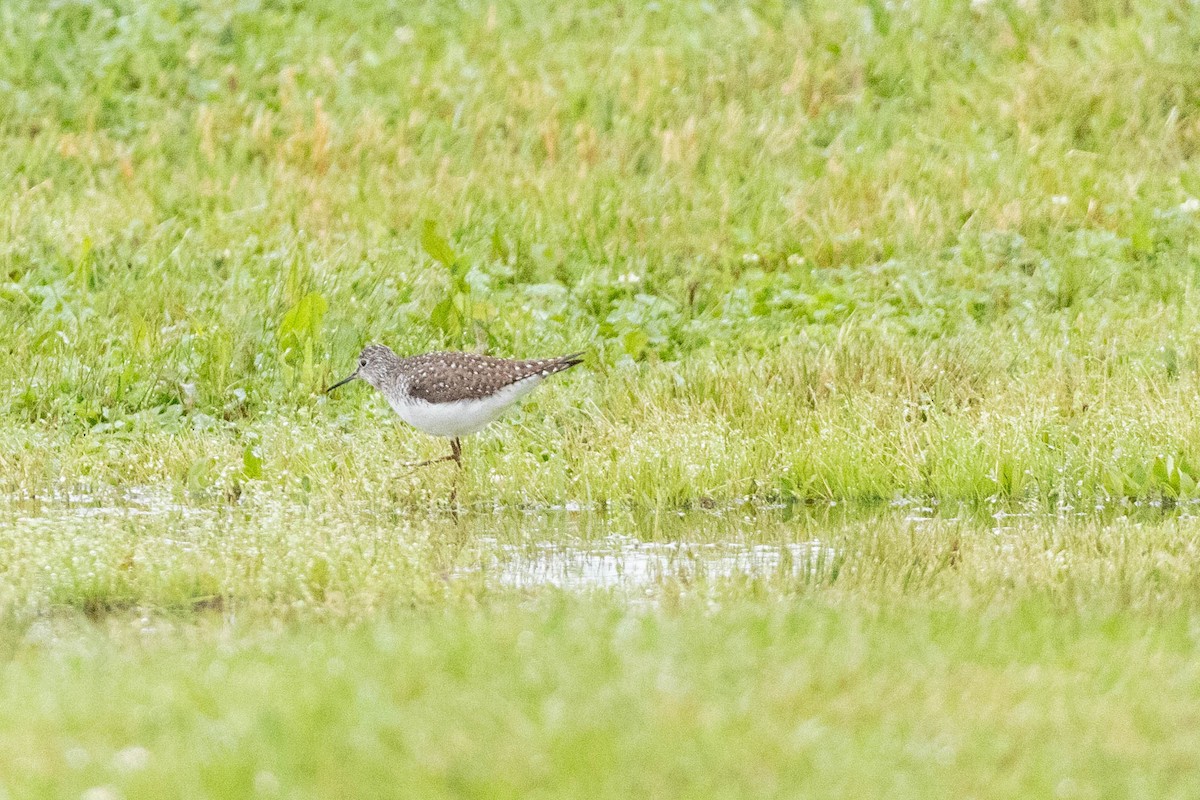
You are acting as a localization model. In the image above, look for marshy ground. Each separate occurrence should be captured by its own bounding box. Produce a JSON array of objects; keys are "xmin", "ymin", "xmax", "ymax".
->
[{"xmin": 5, "ymin": 0, "xmax": 1200, "ymax": 796}]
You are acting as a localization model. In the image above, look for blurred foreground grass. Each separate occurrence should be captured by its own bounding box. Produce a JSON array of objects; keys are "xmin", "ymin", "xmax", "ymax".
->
[
  {"xmin": 2, "ymin": 499, "xmax": 1200, "ymax": 798},
  {"xmin": 6, "ymin": 597, "xmax": 1200, "ymax": 799}
]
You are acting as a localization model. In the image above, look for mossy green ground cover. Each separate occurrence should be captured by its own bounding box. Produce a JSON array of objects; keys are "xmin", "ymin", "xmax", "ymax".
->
[{"xmin": 5, "ymin": 0, "xmax": 1200, "ymax": 796}]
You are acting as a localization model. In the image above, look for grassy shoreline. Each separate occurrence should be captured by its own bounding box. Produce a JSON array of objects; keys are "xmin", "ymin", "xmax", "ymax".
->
[
  {"xmin": 4, "ymin": 0, "xmax": 1200, "ymax": 507},
  {"xmin": 7, "ymin": 1, "xmax": 1200, "ymax": 796},
  {"xmin": 8, "ymin": 351, "xmax": 1200, "ymax": 507}
]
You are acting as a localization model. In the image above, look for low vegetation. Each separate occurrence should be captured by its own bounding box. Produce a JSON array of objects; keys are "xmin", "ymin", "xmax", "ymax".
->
[
  {"xmin": 3, "ymin": 0, "xmax": 1200, "ymax": 796},
  {"xmin": 4, "ymin": 0, "xmax": 1200, "ymax": 505}
]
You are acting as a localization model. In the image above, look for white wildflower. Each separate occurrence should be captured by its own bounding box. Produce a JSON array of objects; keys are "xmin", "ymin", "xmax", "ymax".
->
[
  {"xmin": 81, "ymin": 787, "xmax": 120, "ymax": 800},
  {"xmin": 113, "ymin": 745, "xmax": 150, "ymax": 772},
  {"xmin": 255, "ymin": 771, "xmax": 281, "ymax": 794}
]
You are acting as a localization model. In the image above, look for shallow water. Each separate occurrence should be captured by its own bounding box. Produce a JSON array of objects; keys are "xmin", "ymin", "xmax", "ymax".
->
[
  {"xmin": 469, "ymin": 535, "xmax": 837, "ymax": 590},
  {"xmin": 1, "ymin": 486, "xmax": 1197, "ymax": 615}
]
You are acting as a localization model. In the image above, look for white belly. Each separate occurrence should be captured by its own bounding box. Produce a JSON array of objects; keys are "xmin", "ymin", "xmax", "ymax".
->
[{"xmin": 388, "ymin": 377, "xmax": 543, "ymax": 437}]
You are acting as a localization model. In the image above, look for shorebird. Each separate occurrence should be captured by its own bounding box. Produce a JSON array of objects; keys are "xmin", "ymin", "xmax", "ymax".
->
[{"xmin": 326, "ymin": 345, "xmax": 583, "ymax": 467}]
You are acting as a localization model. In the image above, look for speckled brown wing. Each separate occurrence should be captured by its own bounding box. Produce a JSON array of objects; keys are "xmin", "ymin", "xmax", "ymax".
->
[{"xmin": 401, "ymin": 352, "xmax": 583, "ymax": 404}]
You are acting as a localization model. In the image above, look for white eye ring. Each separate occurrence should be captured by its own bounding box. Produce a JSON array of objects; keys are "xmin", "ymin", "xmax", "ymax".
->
[{"xmin": 359, "ymin": 358, "xmax": 368, "ymax": 368}]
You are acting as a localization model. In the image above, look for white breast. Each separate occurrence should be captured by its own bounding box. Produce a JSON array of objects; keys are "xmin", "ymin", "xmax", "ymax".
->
[{"xmin": 388, "ymin": 376, "xmax": 543, "ymax": 437}]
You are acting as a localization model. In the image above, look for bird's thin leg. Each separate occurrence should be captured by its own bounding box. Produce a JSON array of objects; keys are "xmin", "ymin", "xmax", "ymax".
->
[
  {"xmin": 402, "ymin": 455, "xmax": 454, "ymax": 469},
  {"xmin": 446, "ymin": 438, "xmax": 464, "ymax": 512},
  {"xmin": 403, "ymin": 438, "xmax": 463, "ymax": 470}
]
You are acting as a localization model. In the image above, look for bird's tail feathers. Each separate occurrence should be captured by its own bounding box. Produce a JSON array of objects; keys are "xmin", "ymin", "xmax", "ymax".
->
[{"xmin": 550, "ymin": 352, "xmax": 585, "ymax": 373}]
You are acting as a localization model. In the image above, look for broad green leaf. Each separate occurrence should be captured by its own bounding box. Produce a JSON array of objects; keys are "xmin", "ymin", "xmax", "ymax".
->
[
  {"xmin": 623, "ymin": 328, "xmax": 649, "ymax": 359},
  {"xmin": 279, "ymin": 291, "xmax": 328, "ymax": 359},
  {"xmin": 279, "ymin": 292, "xmax": 327, "ymax": 341},
  {"xmin": 865, "ymin": 0, "xmax": 890, "ymax": 35},
  {"xmin": 1129, "ymin": 464, "xmax": 1148, "ymax": 493},
  {"xmin": 1152, "ymin": 456, "xmax": 1170, "ymax": 489},
  {"xmin": 490, "ymin": 226, "xmax": 510, "ymax": 261},
  {"xmin": 450, "ymin": 257, "xmax": 472, "ymax": 288},
  {"xmin": 242, "ymin": 445, "xmax": 263, "ymax": 479},
  {"xmin": 1130, "ymin": 204, "xmax": 1154, "ymax": 255},
  {"xmin": 1103, "ymin": 465, "xmax": 1124, "ymax": 496},
  {"xmin": 421, "ymin": 219, "xmax": 456, "ymax": 267},
  {"xmin": 430, "ymin": 296, "xmax": 458, "ymax": 335}
]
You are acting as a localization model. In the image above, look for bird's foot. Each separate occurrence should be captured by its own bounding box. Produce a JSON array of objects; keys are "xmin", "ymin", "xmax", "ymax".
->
[
  {"xmin": 404, "ymin": 438, "xmax": 464, "ymax": 471},
  {"xmin": 402, "ymin": 454, "xmax": 458, "ymax": 470}
]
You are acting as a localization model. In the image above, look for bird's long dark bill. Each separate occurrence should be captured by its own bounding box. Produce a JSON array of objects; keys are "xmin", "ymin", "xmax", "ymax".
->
[{"xmin": 325, "ymin": 372, "xmax": 358, "ymax": 393}]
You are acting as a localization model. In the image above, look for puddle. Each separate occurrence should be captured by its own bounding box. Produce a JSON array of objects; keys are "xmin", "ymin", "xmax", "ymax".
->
[
  {"xmin": 5, "ymin": 487, "xmax": 210, "ymax": 521},
  {"xmin": 470, "ymin": 535, "xmax": 836, "ymax": 591},
  {"xmin": 3, "ymin": 488, "xmax": 1199, "ymax": 613}
]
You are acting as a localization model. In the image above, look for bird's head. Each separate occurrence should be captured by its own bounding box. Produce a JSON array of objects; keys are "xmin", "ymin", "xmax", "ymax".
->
[{"xmin": 326, "ymin": 344, "xmax": 397, "ymax": 393}]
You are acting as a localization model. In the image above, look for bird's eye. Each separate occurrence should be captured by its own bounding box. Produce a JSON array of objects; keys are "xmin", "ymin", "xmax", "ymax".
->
[{"xmin": 359, "ymin": 358, "xmax": 368, "ymax": 368}]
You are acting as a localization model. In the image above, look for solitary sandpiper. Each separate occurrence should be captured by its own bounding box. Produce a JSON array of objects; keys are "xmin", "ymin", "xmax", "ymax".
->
[{"xmin": 326, "ymin": 345, "xmax": 583, "ymax": 467}]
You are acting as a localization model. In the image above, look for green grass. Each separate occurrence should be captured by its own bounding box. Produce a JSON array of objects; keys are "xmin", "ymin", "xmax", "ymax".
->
[
  {"xmin": 6, "ymin": 0, "xmax": 1200, "ymax": 795},
  {"xmin": 4, "ymin": 499, "xmax": 1200, "ymax": 797},
  {"xmin": 7, "ymin": 599, "xmax": 1200, "ymax": 799},
  {"xmin": 4, "ymin": 0, "xmax": 1200, "ymax": 505}
]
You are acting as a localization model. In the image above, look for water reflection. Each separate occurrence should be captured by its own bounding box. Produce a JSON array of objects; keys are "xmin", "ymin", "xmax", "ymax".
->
[
  {"xmin": 2, "ymin": 487, "xmax": 1198, "ymax": 607},
  {"xmin": 470, "ymin": 536, "xmax": 836, "ymax": 590}
]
